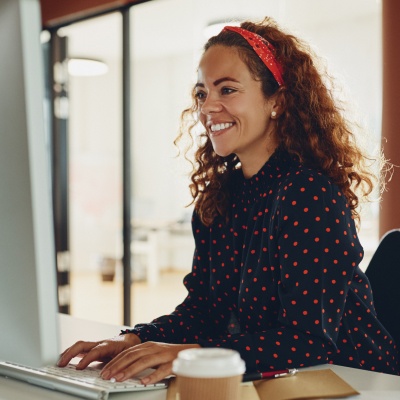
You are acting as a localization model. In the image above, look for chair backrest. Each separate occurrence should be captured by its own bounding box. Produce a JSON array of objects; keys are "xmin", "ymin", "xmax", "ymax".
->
[{"xmin": 365, "ymin": 229, "xmax": 400, "ymax": 347}]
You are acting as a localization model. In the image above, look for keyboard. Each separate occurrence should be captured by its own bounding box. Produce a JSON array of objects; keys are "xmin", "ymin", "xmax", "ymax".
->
[{"xmin": 0, "ymin": 360, "xmax": 168, "ymax": 400}]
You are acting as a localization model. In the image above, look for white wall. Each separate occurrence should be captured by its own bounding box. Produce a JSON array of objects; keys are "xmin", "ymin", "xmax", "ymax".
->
[{"xmin": 131, "ymin": 53, "xmax": 195, "ymax": 222}]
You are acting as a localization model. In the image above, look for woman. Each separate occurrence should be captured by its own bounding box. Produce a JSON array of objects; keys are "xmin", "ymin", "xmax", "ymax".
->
[{"xmin": 58, "ymin": 17, "xmax": 399, "ymax": 382}]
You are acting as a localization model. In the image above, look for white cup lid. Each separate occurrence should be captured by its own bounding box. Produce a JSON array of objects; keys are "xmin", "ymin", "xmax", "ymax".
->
[{"xmin": 172, "ymin": 348, "xmax": 246, "ymax": 378}]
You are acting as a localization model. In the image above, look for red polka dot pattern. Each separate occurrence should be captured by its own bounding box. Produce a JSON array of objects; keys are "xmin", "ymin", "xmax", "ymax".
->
[{"xmin": 129, "ymin": 149, "xmax": 399, "ymax": 376}]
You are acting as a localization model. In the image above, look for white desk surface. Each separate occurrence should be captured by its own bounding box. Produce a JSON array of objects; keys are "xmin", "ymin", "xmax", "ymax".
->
[{"xmin": 1, "ymin": 313, "xmax": 399, "ymax": 399}]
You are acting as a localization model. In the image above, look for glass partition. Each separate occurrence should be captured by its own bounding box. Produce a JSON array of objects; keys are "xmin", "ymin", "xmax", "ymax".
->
[{"xmin": 59, "ymin": 13, "xmax": 124, "ymax": 323}]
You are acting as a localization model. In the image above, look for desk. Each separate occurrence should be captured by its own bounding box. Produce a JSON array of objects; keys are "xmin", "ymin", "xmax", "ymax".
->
[{"xmin": 1, "ymin": 314, "xmax": 399, "ymax": 399}]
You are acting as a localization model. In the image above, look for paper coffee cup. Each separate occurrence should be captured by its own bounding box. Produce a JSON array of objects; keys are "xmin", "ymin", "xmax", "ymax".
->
[{"xmin": 172, "ymin": 348, "xmax": 246, "ymax": 400}]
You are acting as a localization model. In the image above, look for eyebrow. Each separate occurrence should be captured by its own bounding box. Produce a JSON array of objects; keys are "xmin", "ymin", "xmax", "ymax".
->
[{"xmin": 195, "ymin": 76, "xmax": 240, "ymax": 88}]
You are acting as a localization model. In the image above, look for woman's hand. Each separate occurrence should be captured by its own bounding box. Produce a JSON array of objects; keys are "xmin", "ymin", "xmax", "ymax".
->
[
  {"xmin": 57, "ymin": 333, "xmax": 141, "ymax": 370},
  {"xmin": 100, "ymin": 342, "xmax": 201, "ymax": 384}
]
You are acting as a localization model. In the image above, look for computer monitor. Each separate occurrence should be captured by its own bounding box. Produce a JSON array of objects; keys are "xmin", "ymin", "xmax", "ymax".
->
[{"xmin": 0, "ymin": 0, "xmax": 59, "ymax": 367}]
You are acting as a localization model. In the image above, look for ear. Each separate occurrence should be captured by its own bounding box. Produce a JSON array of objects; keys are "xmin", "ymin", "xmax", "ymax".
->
[{"xmin": 269, "ymin": 88, "xmax": 285, "ymax": 119}]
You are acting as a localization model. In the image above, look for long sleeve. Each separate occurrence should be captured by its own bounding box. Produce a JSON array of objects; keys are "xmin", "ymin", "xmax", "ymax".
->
[{"xmin": 127, "ymin": 213, "xmax": 216, "ymax": 344}]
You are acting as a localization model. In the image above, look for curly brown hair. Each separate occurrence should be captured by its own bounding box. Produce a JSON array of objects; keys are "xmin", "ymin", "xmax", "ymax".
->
[{"xmin": 175, "ymin": 17, "xmax": 381, "ymax": 227}]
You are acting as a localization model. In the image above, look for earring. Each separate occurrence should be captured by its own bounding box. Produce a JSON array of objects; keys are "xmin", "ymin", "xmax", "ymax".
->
[{"xmin": 271, "ymin": 111, "xmax": 277, "ymax": 118}]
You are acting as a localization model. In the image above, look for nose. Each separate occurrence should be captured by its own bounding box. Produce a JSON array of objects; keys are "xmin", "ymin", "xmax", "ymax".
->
[{"xmin": 200, "ymin": 94, "xmax": 222, "ymax": 115}]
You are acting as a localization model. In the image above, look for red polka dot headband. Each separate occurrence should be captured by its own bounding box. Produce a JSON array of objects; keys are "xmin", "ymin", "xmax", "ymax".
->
[{"xmin": 223, "ymin": 26, "xmax": 284, "ymax": 87}]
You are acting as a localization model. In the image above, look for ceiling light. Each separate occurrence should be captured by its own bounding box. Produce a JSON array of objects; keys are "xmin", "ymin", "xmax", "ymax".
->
[{"xmin": 68, "ymin": 58, "xmax": 108, "ymax": 77}]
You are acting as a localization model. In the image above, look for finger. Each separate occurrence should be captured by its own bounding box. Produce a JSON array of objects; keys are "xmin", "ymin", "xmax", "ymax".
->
[
  {"xmin": 140, "ymin": 362, "xmax": 173, "ymax": 385},
  {"xmin": 57, "ymin": 341, "xmax": 98, "ymax": 367},
  {"xmin": 100, "ymin": 346, "xmax": 146, "ymax": 380},
  {"xmin": 75, "ymin": 343, "xmax": 114, "ymax": 370},
  {"xmin": 104, "ymin": 347, "xmax": 174, "ymax": 382},
  {"xmin": 102, "ymin": 341, "xmax": 156, "ymax": 372},
  {"xmin": 101, "ymin": 344, "xmax": 163, "ymax": 380}
]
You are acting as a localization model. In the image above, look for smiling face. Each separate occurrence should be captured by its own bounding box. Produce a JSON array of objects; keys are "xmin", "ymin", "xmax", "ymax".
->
[{"xmin": 196, "ymin": 45, "xmax": 279, "ymax": 177}]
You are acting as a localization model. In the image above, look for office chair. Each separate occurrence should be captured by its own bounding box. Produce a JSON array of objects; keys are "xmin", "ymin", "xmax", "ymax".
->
[{"xmin": 365, "ymin": 229, "xmax": 400, "ymax": 347}]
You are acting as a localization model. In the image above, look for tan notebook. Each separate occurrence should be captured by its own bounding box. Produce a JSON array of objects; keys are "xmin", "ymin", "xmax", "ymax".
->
[
  {"xmin": 167, "ymin": 369, "xmax": 359, "ymax": 400},
  {"xmin": 254, "ymin": 369, "xmax": 359, "ymax": 400}
]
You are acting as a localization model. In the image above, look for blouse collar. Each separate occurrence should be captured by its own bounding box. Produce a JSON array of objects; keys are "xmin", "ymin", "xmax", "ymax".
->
[{"xmin": 233, "ymin": 148, "xmax": 297, "ymax": 203}]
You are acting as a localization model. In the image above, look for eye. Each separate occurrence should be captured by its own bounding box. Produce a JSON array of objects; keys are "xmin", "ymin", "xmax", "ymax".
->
[
  {"xmin": 221, "ymin": 87, "xmax": 237, "ymax": 95},
  {"xmin": 194, "ymin": 90, "xmax": 206, "ymax": 102}
]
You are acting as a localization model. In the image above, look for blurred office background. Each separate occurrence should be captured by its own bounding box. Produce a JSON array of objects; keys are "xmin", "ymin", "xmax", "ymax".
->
[{"xmin": 40, "ymin": 0, "xmax": 384, "ymax": 326}]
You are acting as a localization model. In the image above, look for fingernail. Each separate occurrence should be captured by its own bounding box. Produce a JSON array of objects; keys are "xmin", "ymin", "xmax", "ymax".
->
[
  {"xmin": 114, "ymin": 373, "xmax": 124, "ymax": 381},
  {"xmin": 101, "ymin": 370, "xmax": 110, "ymax": 379},
  {"xmin": 141, "ymin": 377, "xmax": 150, "ymax": 385},
  {"xmin": 76, "ymin": 362, "xmax": 84, "ymax": 370}
]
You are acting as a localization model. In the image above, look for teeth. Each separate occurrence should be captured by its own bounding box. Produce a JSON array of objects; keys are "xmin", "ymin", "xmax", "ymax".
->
[{"xmin": 210, "ymin": 123, "xmax": 233, "ymax": 132}]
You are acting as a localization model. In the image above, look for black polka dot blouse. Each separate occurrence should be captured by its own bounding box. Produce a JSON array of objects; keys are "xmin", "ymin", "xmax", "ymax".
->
[{"xmin": 128, "ymin": 149, "xmax": 399, "ymax": 375}]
